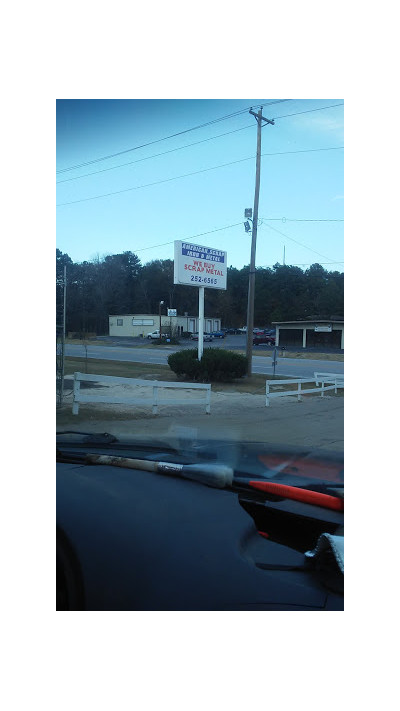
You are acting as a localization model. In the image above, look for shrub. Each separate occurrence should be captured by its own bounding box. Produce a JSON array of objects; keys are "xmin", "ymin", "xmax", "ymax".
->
[{"xmin": 167, "ymin": 348, "xmax": 247, "ymax": 382}]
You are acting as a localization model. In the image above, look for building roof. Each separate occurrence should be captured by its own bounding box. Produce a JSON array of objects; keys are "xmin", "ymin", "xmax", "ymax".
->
[{"xmin": 272, "ymin": 319, "xmax": 343, "ymax": 325}]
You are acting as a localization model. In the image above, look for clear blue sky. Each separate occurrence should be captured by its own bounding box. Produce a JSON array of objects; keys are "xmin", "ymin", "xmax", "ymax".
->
[{"xmin": 56, "ymin": 99, "xmax": 343, "ymax": 272}]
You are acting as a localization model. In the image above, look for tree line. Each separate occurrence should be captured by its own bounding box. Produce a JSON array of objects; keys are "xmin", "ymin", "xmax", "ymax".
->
[{"xmin": 56, "ymin": 249, "xmax": 344, "ymax": 335}]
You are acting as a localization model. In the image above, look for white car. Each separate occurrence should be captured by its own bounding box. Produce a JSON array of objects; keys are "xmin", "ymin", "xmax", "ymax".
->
[
  {"xmin": 190, "ymin": 332, "xmax": 214, "ymax": 342},
  {"xmin": 147, "ymin": 330, "xmax": 166, "ymax": 340}
]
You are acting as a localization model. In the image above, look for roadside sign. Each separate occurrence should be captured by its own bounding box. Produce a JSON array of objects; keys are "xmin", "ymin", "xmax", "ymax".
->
[
  {"xmin": 174, "ymin": 240, "xmax": 227, "ymax": 290},
  {"xmin": 167, "ymin": 309, "xmax": 177, "ymax": 316},
  {"xmin": 315, "ymin": 325, "xmax": 332, "ymax": 332}
]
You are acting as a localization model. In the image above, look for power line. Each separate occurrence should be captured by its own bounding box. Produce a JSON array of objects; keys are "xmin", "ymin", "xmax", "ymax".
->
[
  {"xmin": 130, "ymin": 222, "xmax": 244, "ymax": 254},
  {"xmin": 258, "ymin": 261, "xmax": 344, "ymax": 268},
  {"xmin": 56, "ymin": 123, "xmax": 255, "ymax": 184},
  {"xmin": 56, "ymin": 145, "xmax": 343, "ymax": 207},
  {"xmin": 85, "ymin": 218, "xmax": 342, "ymax": 260},
  {"xmin": 261, "ymin": 217, "xmax": 343, "ymax": 222},
  {"xmin": 56, "ymin": 105, "xmax": 344, "ymax": 185},
  {"xmin": 272, "ymin": 102, "xmax": 344, "ymax": 120},
  {"xmin": 260, "ymin": 222, "xmax": 340, "ymax": 264},
  {"xmin": 103, "ymin": 218, "xmax": 343, "ymax": 259},
  {"xmin": 56, "ymin": 99, "xmax": 291, "ymax": 175}
]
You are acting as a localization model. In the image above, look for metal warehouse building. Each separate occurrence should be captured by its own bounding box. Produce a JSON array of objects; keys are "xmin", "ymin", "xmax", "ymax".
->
[
  {"xmin": 109, "ymin": 313, "xmax": 222, "ymax": 338},
  {"xmin": 273, "ymin": 319, "xmax": 344, "ymax": 349}
]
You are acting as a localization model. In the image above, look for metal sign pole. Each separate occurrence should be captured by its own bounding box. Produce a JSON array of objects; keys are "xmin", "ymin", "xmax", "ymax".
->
[
  {"xmin": 198, "ymin": 286, "xmax": 204, "ymax": 360},
  {"xmin": 272, "ymin": 346, "xmax": 277, "ymax": 377}
]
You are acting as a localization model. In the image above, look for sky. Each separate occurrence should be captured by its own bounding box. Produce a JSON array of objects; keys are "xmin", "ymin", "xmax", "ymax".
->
[{"xmin": 56, "ymin": 99, "xmax": 344, "ymax": 272}]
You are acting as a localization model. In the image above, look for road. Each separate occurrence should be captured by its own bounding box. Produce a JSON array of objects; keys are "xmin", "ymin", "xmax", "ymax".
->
[{"xmin": 64, "ymin": 342, "xmax": 344, "ymax": 380}]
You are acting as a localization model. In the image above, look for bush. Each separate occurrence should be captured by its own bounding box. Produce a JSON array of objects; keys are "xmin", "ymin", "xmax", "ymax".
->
[
  {"xmin": 181, "ymin": 331, "xmax": 192, "ymax": 339},
  {"xmin": 167, "ymin": 348, "xmax": 247, "ymax": 382}
]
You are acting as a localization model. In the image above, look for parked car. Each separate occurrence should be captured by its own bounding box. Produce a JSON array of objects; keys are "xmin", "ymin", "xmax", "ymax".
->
[
  {"xmin": 190, "ymin": 332, "xmax": 214, "ymax": 342},
  {"xmin": 225, "ymin": 328, "xmax": 240, "ymax": 335},
  {"xmin": 147, "ymin": 330, "xmax": 166, "ymax": 340},
  {"xmin": 237, "ymin": 327, "xmax": 247, "ymax": 333},
  {"xmin": 211, "ymin": 330, "xmax": 225, "ymax": 339},
  {"xmin": 253, "ymin": 333, "xmax": 276, "ymax": 346}
]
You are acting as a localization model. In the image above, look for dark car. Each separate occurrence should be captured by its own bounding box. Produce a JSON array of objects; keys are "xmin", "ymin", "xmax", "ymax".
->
[
  {"xmin": 56, "ymin": 434, "xmax": 344, "ymax": 611},
  {"xmin": 225, "ymin": 328, "xmax": 240, "ymax": 335},
  {"xmin": 211, "ymin": 330, "xmax": 225, "ymax": 338},
  {"xmin": 253, "ymin": 333, "xmax": 276, "ymax": 346}
]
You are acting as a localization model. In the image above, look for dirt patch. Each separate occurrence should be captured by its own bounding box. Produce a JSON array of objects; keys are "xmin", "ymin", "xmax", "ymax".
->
[{"xmin": 57, "ymin": 378, "xmax": 344, "ymax": 451}]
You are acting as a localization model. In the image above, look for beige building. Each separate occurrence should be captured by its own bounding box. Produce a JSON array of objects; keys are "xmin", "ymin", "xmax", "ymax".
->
[
  {"xmin": 109, "ymin": 313, "xmax": 222, "ymax": 338},
  {"xmin": 273, "ymin": 319, "xmax": 344, "ymax": 349}
]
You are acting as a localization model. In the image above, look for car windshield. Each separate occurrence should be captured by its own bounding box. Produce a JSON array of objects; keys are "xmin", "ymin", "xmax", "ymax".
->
[{"xmin": 56, "ymin": 99, "xmax": 343, "ymax": 512}]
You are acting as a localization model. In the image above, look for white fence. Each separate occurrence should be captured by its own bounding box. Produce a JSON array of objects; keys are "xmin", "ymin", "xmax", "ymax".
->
[
  {"xmin": 266, "ymin": 372, "xmax": 344, "ymax": 407},
  {"xmin": 72, "ymin": 372, "xmax": 211, "ymax": 415},
  {"xmin": 314, "ymin": 372, "xmax": 344, "ymax": 393}
]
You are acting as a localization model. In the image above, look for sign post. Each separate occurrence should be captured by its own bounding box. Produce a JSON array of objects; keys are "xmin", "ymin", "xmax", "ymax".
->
[
  {"xmin": 198, "ymin": 287, "xmax": 205, "ymax": 359},
  {"xmin": 272, "ymin": 347, "xmax": 278, "ymax": 377},
  {"xmin": 174, "ymin": 240, "xmax": 227, "ymax": 360}
]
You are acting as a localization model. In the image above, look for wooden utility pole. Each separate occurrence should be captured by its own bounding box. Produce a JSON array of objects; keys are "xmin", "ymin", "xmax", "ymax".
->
[{"xmin": 246, "ymin": 108, "xmax": 274, "ymax": 376}]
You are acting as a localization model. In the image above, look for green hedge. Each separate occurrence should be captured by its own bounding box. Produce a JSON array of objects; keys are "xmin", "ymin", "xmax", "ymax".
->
[{"xmin": 167, "ymin": 348, "xmax": 247, "ymax": 382}]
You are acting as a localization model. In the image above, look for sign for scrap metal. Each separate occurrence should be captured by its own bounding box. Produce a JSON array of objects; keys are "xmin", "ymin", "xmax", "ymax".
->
[{"xmin": 173, "ymin": 240, "xmax": 227, "ymax": 290}]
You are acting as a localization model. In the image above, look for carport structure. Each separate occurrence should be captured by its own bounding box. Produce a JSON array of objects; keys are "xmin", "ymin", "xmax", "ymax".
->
[{"xmin": 273, "ymin": 320, "xmax": 344, "ymax": 349}]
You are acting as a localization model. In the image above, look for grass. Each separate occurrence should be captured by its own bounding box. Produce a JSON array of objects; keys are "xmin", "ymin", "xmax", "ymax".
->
[
  {"xmin": 64, "ymin": 357, "xmax": 176, "ymax": 380},
  {"xmin": 239, "ymin": 349, "xmax": 344, "ymax": 361}
]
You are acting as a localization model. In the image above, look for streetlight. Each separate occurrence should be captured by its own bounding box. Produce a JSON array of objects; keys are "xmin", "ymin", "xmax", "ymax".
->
[{"xmin": 159, "ymin": 300, "xmax": 164, "ymax": 340}]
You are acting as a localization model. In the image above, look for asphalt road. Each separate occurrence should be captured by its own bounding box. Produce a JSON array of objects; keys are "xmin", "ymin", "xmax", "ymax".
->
[{"xmin": 64, "ymin": 339, "xmax": 344, "ymax": 380}]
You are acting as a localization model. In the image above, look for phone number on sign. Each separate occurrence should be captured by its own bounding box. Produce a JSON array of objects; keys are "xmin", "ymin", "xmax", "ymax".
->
[{"xmin": 190, "ymin": 275, "xmax": 218, "ymax": 284}]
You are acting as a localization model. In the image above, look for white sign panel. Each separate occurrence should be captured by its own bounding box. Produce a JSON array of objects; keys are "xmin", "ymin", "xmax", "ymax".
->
[
  {"xmin": 314, "ymin": 325, "xmax": 332, "ymax": 332},
  {"xmin": 167, "ymin": 309, "xmax": 177, "ymax": 316},
  {"xmin": 174, "ymin": 241, "xmax": 227, "ymax": 290}
]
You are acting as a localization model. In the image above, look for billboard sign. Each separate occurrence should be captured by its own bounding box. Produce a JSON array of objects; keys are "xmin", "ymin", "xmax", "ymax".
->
[{"xmin": 173, "ymin": 240, "xmax": 227, "ymax": 290}]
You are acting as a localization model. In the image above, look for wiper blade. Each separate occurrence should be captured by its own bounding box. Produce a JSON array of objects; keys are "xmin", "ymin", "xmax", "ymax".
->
[
  {"xmin": 56, "ymin": 431, "xmax": 119, "ymax": 445},
  {"xmin": 82, "ymin": 454, "xmax": 345, "ymax": 508},
  {"xmin": 85, "ymin": 453, "xmax": 234, "ymax": 488}
]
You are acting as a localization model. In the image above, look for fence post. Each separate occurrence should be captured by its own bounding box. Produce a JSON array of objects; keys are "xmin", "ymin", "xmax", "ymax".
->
[
  {"xmin": 206, "ymin": 385, "xmax": 211, "ymax": 414},
  {"xmin": 152, "ymin": 384, "xmax": 158, "ymax": 414},
  {"xmin": 297, "ymin": 381, "xmax": 302, "ymax": 402},
  {"xmin": 321, "ymin": 380, "xmax": 325, "ymax": 398},
  {"xmin": 266, "ymin": 381, "xmax": 270, "ymax": 407},
  {"xmin": 72, "ymin": 373, "xmax": 80, "ymax": 415}
]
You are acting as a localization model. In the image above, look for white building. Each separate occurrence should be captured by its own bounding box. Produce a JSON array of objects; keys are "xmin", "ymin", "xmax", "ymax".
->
[{"xmin": 109, "ymin": 313, "xmax": 222, "ymax": 338}]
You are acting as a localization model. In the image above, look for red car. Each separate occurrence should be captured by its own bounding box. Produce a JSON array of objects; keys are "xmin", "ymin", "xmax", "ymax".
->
[{"xmin": 253, "ymin": 333, "xmax": 276, "ymax": 346}]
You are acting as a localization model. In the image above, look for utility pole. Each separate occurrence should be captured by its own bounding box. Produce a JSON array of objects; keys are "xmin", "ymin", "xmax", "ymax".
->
[
  {"xmin": 246, "ymin": 107, "xmax": 274, "ymax": 376},
  {"xmin": 159, "ymin": 300, "xmax": 164, "ymax": 340},
  {"xmin": 57, "ymin": 265, "xmax": 67, "ymax": 406}
]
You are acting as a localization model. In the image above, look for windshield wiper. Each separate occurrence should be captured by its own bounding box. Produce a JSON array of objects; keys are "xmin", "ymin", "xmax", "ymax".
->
[{"xmin": 56, "ymin": 431, "xmax": 119, "ymax": 445}]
